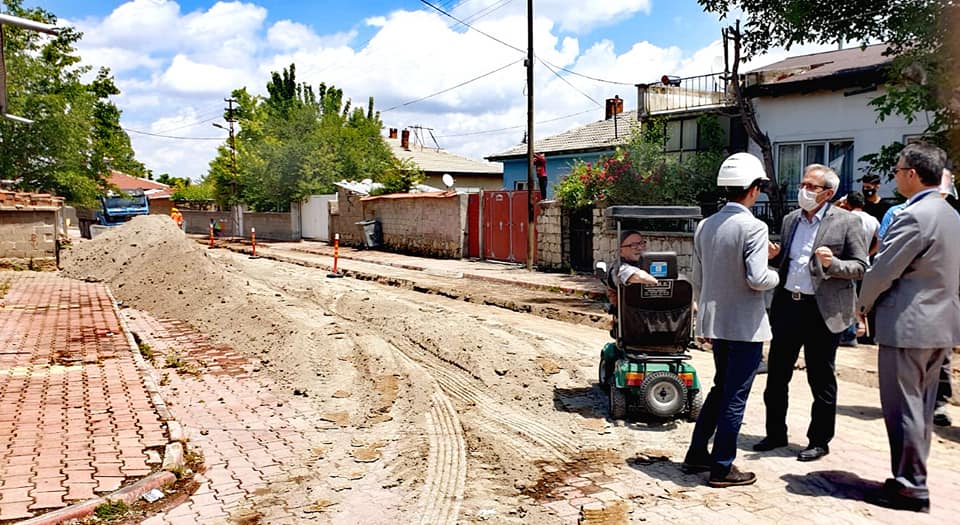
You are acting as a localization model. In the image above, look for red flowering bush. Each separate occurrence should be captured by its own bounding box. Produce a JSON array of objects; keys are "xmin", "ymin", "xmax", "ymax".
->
[{"xmin": 555, "ymin": 117, "xmax": 720, "ymax": 209}]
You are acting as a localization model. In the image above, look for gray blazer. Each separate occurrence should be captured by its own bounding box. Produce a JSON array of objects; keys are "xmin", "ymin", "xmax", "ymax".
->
[
  {"xmin": 774, "ymin": 205, "xmax": 868, "ymax": 333},
  {"xmin": 692, "ymin": 203, "xmax": 780, "ymax": 342},
  {"xmin": 859, "ymin": 192, "xmax": 960, "ymax": 348}
]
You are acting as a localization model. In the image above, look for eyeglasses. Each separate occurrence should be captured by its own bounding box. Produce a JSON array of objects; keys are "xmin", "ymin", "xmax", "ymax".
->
[
  {"xmin": 621, "ymin": 242, "xmax": 646, "ymax": 249},
  {"xmin": 799, "ymin": 182, "xmax": 828, "ymax": 192},
  {"xmin": 893, "ymin": 166, "xmax": 912, "ymax": 175}
]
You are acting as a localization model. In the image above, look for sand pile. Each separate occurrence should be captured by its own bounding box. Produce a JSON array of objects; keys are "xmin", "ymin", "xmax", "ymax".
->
[
  {"xmin": 60, "ymin": 216, "xmax": 310, "ymax": 378},
  {"xmin": 61, "ymin": 215, "xmax": 239, "ymax": 318}
]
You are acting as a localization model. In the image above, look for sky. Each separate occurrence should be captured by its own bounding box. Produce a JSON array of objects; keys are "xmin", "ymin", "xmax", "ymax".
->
[{"xmin": 20, "ymin": 0, "xmax": 835, "ymax": 181}]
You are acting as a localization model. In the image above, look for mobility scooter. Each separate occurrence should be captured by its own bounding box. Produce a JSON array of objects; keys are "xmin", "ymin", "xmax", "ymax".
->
[{"xmin": 596, "ymin": 206, "xmax": 703, "ymax": 421}]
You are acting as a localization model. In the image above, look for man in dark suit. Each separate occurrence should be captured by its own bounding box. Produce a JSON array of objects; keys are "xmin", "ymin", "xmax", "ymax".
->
[
  {"xmin": 859, "ymin": 144, "xmax": 960, "ymax": 513},
  {"xmin": 754, "ymin": 164, "xmax": 868, "ymax": 461}
]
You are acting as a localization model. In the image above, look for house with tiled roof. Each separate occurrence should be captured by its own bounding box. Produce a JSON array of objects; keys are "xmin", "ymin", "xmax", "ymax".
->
[
  {"xmin": 488, "ymin": 87, "xmax": 745, "ymax": 198},
  {"xmin": 486, "ymin": 107, "xmax": 637, "ymax": 199},
  {"xmin": 387, "ymin": 128, "xmax": 502, "ymax": 191},
  {"xmin": 106, "ymin": 170, "xmax": 175, "ymax": 215},
  {"xmin": 741, "ymin": 43, "xmax": 926, "ymax": 199}
]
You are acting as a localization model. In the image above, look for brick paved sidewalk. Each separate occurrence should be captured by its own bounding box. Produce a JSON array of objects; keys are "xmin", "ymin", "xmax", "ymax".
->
[
  {"xmin": 123, "ymin": 310, "xmax": 402, "ymax": 525},
  {"xmin": 0, "ymin": 273, "xmax": 169, "ymax": 522}
]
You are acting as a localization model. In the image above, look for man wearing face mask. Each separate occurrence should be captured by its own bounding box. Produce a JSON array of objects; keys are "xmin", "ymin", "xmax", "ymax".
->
[
  {"xmin": 754, "ymin": 164, "xmax": 868, "ymax": 462},
  {"xmin": 861, "ymin": 174, "xmax": 891, "ymax": 224}
]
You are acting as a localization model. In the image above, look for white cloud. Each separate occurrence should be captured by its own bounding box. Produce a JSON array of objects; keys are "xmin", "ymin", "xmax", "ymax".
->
[{"xmin": 64, "ymin": 1, "xmax": 838, "ymax": 181}]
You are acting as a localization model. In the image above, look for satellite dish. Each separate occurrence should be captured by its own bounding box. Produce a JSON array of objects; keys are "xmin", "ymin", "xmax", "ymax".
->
[{"xmin": 442, "ymin": 174, "xmax": 455, "ymax": 188}]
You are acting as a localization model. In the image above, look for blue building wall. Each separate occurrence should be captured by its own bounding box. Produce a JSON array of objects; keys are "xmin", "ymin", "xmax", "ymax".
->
[{"xmin": 500, "ymin": 150, "xmax": 613, "ymax": 198}]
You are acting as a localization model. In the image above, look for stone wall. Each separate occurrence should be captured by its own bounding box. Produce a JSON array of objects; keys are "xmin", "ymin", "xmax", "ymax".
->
[
  {"xmin": 328, "ymin": 188, "xmax": 366, "ymax": 246},
  {"xmin": 592, "ymin": 209, "xmax": 696, "ymax": 275},
  {"xmin": 536, "ymin": 200, "xmax": 564, "ymax": 270},
  {"xmin": 360, "ymin": 192, "xmax": 466, "ymax": 258},
  {"xmin": 0, "ymin": 191, "xmax": 64, "ymax": 271}
]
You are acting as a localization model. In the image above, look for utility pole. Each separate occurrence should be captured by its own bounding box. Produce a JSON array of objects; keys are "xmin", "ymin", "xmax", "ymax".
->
[
  {"xmin": 222, "ymin": 97, "xmax": 241, "ymax": 237},
  {"xmin": 525, "ymin": 0, "xmax": 535, "ymax": 270}
]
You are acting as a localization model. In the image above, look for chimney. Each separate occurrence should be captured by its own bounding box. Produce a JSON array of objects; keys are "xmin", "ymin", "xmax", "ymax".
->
[
  {"xmin": 401, "ymin": 129, "xmax": 410, "ymax": 150},
  {"xmin": 388, "ymin": 128, "xmax": 398, "ymax": 139},
  {"xmin": 605, "ymin": 96, "xmax": 623, "ymax": 120}
]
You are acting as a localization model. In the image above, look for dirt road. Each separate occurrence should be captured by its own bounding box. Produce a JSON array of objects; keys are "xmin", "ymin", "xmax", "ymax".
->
[{"xmin": 60, "ymin": 216, "xmax": 691, "ymax": 523}]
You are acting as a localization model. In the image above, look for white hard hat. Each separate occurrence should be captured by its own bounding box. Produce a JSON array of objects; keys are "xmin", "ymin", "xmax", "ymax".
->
[{"xmin": 716, "ymin": 152, "xmax": 769, "ymax": 188}]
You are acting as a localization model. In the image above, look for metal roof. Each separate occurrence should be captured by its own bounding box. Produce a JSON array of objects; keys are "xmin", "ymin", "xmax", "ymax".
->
[{"xmin": 745, "ymin": 43, "xmax": 891, "ymax": 86}]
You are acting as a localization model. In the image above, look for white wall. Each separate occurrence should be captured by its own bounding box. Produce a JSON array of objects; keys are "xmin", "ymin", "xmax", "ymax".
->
[{"xmin": 748, "ymin": 88, "xmax": 930, "ymax": 198}]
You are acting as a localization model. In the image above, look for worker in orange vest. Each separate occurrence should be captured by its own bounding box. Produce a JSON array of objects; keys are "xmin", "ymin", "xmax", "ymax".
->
[{"xmin": 170, "ymin": 207, "xmax": 184, "ymax": 231}]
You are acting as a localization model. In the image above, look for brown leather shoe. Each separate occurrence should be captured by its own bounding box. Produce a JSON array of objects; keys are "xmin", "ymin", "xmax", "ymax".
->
[{"xmin": 708, "ymin": 465, "xmax": 757, "ymax": 488}]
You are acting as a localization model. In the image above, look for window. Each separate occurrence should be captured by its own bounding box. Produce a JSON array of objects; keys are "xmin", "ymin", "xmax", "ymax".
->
[
  {"xmin": 664, "ymin": 118, "xmax": 699, "ymax": 153},
  {"xmin": 514, "ymin": 181, "xmax": 528, "ymax": 191},
  {"xmin": 777, "ymin": 140, "xmax": 855, "ymax": 196}
]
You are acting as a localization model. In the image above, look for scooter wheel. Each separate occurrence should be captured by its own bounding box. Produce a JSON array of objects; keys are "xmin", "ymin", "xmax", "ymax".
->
[
  {"xmin": 609, "ymin": 386, "xmax": 628, "ymax": 420},
  {"xmin": 638, "ymin": 372, "xmax": 687, "ymax": 418}
]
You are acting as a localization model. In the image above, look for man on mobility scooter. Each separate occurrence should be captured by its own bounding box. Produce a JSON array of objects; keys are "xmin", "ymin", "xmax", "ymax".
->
[{"xmin": 597, "ymin": 206, "xmax": 703, "ymax": 422}]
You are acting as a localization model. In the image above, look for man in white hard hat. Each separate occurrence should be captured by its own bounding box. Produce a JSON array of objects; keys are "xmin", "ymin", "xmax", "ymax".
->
[
  {"xmin": 755, "ymin": 164, "xmax": 867, "ymax": 462},
  {"xmin": 683, "ymin": 152, "xmax": 780, "ymax": 488}
]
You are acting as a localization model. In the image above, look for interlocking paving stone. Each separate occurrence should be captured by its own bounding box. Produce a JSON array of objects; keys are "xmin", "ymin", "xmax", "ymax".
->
[{"xmin": 0, "ymin": 273, "xmax": 169, "ymax": 520}]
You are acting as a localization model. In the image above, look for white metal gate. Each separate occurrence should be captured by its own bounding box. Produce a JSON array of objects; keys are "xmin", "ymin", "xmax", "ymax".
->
[{"xmin": 301, "ymin": 194, "xmax": 336, "ymax": 241}]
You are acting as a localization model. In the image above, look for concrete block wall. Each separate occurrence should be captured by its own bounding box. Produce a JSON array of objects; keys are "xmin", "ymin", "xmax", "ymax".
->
[
  {"xmin": 0, "ymin": 191, "xmax": 64, "ymax": 271},
  {"xmin": 182, "ymin": 210, "xmax": 233, "ymax": 236},
  {"xmin": 244, "ymin": 211, "xmax": 300, "ymax": 241},
  {"xmin": 536, "ymin": 200, "xmax": 564, "ymax": 270},
  {"xmin": 329, "ymin": 189, "xmax": 366, "ymax": 246},
  {"xmin": 361, "ymin": 192, "xmax": 466, "ymax": 258}
]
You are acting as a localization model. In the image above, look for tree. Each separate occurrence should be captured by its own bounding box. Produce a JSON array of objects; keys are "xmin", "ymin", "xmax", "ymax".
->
[
  {"xmin": 208, "ymin": 64, "xmax": 395, "ymax": 211},
  {"xmin": 699, "ymin": 0, "xmax": 958, "ymax": 168},
  {"xmin": 0, "ymin": 0, "xmax": 145, "ymax": 205}
]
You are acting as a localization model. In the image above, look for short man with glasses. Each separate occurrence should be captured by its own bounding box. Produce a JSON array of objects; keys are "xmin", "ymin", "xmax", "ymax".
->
[
  {"xmin": 605, "ymin": 231, "xmax": 658, "ymax": 311},
  {"xmin": 754, "ymin": 164, "xmax": 868, "ymax": 462}
]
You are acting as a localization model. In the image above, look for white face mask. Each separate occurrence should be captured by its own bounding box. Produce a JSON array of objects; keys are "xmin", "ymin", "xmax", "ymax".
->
[{"xmin": 798, "ymin": 188, "xmax": 820, "ymax": 211}]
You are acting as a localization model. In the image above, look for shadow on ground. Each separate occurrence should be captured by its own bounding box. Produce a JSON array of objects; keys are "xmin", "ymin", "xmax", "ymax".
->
[
  {"xmin": 934, "ymin": 424, "xmax": 960, "ymax": 443},
  {"xmin": 837, "ymin": 404, "xmax": 884, "ymax": 420},
  {"xmin": 781, "ymin": 469, "xmax": 881, "ymax": 503},
  {"xmin": 553, "ymin": 385, "xmax": 690, "ymax": 431}
]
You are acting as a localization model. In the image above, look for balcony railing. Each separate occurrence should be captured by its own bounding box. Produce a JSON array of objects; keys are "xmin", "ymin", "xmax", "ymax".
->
[{"xmin": 639, "ymin": 72, "xmax": 736, "ymax": 116}]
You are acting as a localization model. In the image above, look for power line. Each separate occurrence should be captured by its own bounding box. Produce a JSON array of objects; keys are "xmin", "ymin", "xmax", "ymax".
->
[
  {"xmin": 382, "ymin": 58, "xmax": 522, "ymax": 112},
  {"xmin": 419, "ymin": 0, "xmax": 525, "ymax": 54},
  {"xmin": 123, "ymin": 127, "xmax": 226, "ymax": 141},
  {"xmin": 148, "ymin": 113, "xmax": 222, "ymax": 135},
  {"xmin": 537, "ymin": 57, "xmax": 602, "ymax": 106},
  {"xmin": 420, "ymin": 0, "xmax": 636, "ymax": 87},
  {"xmin": 435, "ymin": 107, "xmax": 598, "ymax": 138}
]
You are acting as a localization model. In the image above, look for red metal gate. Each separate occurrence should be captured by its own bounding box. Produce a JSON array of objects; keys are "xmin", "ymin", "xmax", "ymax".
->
[
  {"xmin": 481, "ymin": 190, "xmax": 540, "ymax": 264},
  {"xmin": 467, "ymin": 193, "xmax": 480, "ymax": 258}
]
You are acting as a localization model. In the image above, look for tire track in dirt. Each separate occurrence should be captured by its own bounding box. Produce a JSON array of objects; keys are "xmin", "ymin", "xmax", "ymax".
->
[{"xmin": 418, "ymin": 391, "xmax": 466, "ymax": 525}]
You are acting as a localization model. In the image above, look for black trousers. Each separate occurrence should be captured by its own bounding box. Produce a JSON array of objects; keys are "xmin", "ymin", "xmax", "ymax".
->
[{"xmin": 764, "ymin": 289, "xmax": 842, "ymax": 446}]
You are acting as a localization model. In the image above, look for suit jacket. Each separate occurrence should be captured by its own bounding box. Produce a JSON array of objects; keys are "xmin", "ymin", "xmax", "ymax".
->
[
  {"xmin": 692, "ymin": 203, "xmax": 780, "ymax": 342},
  {"xmin": 859, "ymin": 191, "xmax": 960, "ymax": 348},
  {"xmin": 772, "ymin": 204, "xmax": 867, "ymax": 333}
]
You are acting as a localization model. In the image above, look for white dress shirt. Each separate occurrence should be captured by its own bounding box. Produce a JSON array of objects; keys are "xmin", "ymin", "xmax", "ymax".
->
[{"xmin": 784, "ymin": 204, "xmax": 828, "ymax": 295}]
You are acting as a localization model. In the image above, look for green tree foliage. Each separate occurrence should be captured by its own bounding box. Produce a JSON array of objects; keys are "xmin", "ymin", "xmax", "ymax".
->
[
  {"xmin": 370, "ymin": 157, "xmax": 425, "ymax": 195},
  {"xmin": 554, "ymin": 117, "xmax": 723, "ymax": 209},
  {"xmin": 0, "ymin": 0, "xmax": 145, "ymax": 205},
  {"xmin": 171, "ymin": 178, "xmax": 214, "ymax": 204},
  {"xmin": 697, "ymin": 0, "xmax": 957, "ymax": 171},
  {"xmin": 208, "ymin": 64, "xmax": 394, "ymax": 211}
]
